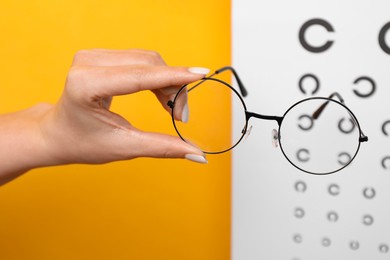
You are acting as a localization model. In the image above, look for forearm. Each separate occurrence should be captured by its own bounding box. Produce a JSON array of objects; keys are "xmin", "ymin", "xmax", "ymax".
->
[{"xmin": 0, "ymin": 103, "xmax": 56, "ymax": 185}]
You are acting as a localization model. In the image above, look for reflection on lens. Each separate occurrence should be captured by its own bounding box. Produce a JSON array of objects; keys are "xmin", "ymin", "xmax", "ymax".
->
[
  {"xmin": 279, "ymin": 98, "xmax": 361, "ymax": 175},
  {"xmin": 172, "ymin": 78, "xmax": 247, "ymax": 154}
]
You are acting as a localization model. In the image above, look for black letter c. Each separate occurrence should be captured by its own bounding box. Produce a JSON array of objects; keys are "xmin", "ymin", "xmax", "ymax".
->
[
  {"xmin": 299, "ymin": 18, "xmax": 334, "ymax": 53},
  {"xmin": 379, "ymin": 22, "xmax": 390, "ymax": 55}
]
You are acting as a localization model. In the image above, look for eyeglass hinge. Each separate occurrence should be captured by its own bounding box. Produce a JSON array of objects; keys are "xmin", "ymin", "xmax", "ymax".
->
[{"xmin": 167, "ymin": 100, "xmax": 174, "ymax": 109}]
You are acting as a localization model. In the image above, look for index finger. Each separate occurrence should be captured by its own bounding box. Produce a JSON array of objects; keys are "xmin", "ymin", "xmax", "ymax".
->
[{"xmin": 68, "ymin": 65, "xmax": 209, "ymax": 98}]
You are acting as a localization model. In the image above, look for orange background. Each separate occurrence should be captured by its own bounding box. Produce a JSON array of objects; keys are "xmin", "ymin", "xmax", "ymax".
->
[{"xmin": 0, "ymin": 1, "xmax": 231, "ymax": 259}]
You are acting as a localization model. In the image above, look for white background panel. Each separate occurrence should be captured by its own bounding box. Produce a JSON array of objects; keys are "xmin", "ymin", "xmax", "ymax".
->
[{"xmin": 232, "ymin": 1, "xmax": 390, "ymax": 259}]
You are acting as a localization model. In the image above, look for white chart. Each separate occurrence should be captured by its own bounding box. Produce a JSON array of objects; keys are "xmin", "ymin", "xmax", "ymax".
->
[{"xmin": 232, "ymin": 1, "xmax": 390, "ymax": 259}]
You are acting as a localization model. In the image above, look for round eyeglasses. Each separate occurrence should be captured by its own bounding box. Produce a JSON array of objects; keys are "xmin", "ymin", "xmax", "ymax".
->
[{"xmin": 168, "ymin": 67, "xmax": 368, "ymax": 175}]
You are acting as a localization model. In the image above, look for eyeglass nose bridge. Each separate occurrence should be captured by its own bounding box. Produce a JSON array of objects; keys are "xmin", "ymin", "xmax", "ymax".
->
[
  {"xmin": 244, "ymin": 111, "xmax": 283, "ymax": 147},
  {"xmin": 245, "ymin": 111, "xmax": 283, "ymax": 125}
]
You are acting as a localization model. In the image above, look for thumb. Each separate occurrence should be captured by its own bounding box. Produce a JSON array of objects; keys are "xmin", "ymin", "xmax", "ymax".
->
[{"xmin": 129, "ymin": 130, "xmax": 208, "ymax": 164}]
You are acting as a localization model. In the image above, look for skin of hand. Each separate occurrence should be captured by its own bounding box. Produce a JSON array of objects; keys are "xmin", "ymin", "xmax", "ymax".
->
[{"xmin": 0, "ymin": 49, "xmax": 209, "ymax": 185}]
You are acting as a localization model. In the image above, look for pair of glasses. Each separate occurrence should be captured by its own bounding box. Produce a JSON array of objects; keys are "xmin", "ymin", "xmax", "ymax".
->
[{"xmin": 167, "ymin": 67, "xmax": 368, "ymax": 175}]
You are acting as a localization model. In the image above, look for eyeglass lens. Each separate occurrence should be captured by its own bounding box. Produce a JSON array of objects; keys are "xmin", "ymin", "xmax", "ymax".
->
[
  {"xmin": 172, "ymin": 78, "xmax": 247, "ymax": 154},
  {"xmin": 279, "ymin": 98, "xmax": 361, "ymax": 174}
]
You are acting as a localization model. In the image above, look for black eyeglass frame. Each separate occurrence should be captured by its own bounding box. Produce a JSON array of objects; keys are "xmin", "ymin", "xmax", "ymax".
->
[{"xmin": 168, "ymin": 66, "xmax": 368, "ymax": 175}]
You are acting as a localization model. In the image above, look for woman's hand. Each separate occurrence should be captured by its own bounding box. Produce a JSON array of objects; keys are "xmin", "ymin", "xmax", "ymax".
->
[{"xmin": 0, "ymin": 49, "xmax": 209, "ymax": 185}]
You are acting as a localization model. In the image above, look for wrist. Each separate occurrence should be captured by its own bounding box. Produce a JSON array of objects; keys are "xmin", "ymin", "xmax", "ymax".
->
[{"xmin": 0, "ymin": 103, "xmax": 58, "ymax": 184}]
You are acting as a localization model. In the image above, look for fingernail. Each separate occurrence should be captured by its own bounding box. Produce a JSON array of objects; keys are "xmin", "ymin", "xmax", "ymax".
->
[
  {"xmin": 185, "ymin": 154, "xmax": 208, "ymax": 164},
  {"xmin": 188, "ymin": 67, "xmax": 210, "ymax": 75},
  {"xmin": 181, "ymin": 103, "xmax": 189, "ymax": 123}
]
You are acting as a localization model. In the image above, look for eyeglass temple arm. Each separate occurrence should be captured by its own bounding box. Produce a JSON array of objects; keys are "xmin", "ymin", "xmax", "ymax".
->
[
  {"xmin": 210, "ymin": 66, "xmax": 248, "ymax": 97},
  {"xmin": 312, "ymin": 92, "xmax": 344, "ymax": 119},
  {"xmin": 211, "ymin": 67, "xmax": 285, "ymax": 126},
  {"xmin": 169, "ymin": 66, "xmax": 248, "ymax": 109},
  {"xmin": 312, "ymin": 92, "xmax": 368, "ymax": 142}
]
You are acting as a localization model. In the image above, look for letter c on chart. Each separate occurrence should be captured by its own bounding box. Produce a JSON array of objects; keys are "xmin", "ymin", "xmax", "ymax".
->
[
  {"xmin": 338, "ymin": 152, "xmax": 351, "ymax": 166},
  {"xmin": 382, "ymin": 120, "xmax": 390, "ymax": 136},
  {"xmin": 379, "ymin": 21, "xmax": 390, "ymax": 55},
  {"xmin": 298, "ymin": 114, "xmax": 314, "ymax": 130},
  {"xmin": 328, "ymin": 183, "xmax": 340, "ymax": 196},
  {"xmin": 338, "ymin": 118, "xmax": 356, "ymax": 134},
  {"xmin": 298, "ymin": 74, "xmax": 320, "ymax": 95},
  {"xmin": 297, "ymin": 148, "xmax": 310, "ymax": 162},
  {"xmin": 353, "ymin": 76, "xmax": 376, "ymax": 98},
  {"xmin": 381, "ymin": 156, "xmax": 390, "ymax": 170},
  {"xmin": 299, "ymin": 18, "xmax": 334, "ymax": 53}
]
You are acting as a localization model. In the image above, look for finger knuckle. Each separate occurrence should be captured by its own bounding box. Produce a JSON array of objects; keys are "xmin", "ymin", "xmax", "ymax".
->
[
  {"xmin": 148, "ymin": 50, "xmax": 161, "ymax": 58},
  {"xmin": 67, "ymin": 65, "xmax": 89, "ymax": 82},
  {"xmin": 66, "ymin": 66, "xmax": 94, "ymax": 98},
  {"xmin": 72, "ymin": 49, "xmax": 93, "ymax": 64},
  {"xmin": 145, "ymin": 50, "xmax": 165, "ymax": 65}
]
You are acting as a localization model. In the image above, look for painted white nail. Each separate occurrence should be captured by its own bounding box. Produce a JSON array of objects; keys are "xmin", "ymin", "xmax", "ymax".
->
[
  {"xmin": 188, "ymin": 67, "xmax": 210, "ymax": 75},
  {"xmin": 181, "ymin": 103, "xmax": 189, "ymax": 123},
  {"xmin": 185, "ymin": 154, "xmax": 208, "ymax": 164}
]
